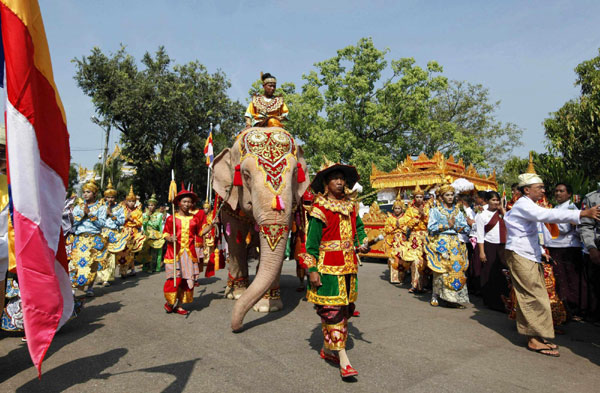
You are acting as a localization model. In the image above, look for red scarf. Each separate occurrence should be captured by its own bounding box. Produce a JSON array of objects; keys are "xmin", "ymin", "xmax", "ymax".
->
[{"xmin": 484, "ymin": 210, "xmax": 506, "ymax": 244}]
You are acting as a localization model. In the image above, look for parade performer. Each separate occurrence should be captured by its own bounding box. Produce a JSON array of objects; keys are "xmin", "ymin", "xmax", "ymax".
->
[
  {"xmin": 384, "ymin": 192, "xmax": 409, "ymax": 284},
  {"xmin": 304, "ymin": 162, "xmax": 368, "ymax": 379},
  {"xmin": 97, "ymin": 180, "xmax": 125, "ymax": 286},
  {"xmin": 163, "ymin": 186, "xmax": 202, "ymax": 315},
  {"xmin": 142, "ymin": 194, "xmax": 166, "ymax": 273},
  {"xmin": 504, "ymin": 163, "xmax": 600, "ymax": 357},
  {"xmin": 401, "ymin": 184, "xmax": 430, "ymax": 292},
  {"xmin": 191, "ymin": 198, "xmax": 207, "ymax": 276},
  {"xmin": 244, "ymin": 72, "xmax": 289, "ymax": 127},
  {"xmin": 425, "ymin": 183, "xmax": 471, "ymax": 308},
  {"xmin": 116, "ymin": 186, "xmax": 145, "ymax": 279},
  {"xmin": 197, "ymin": 201, "xmax": 212, "ymax": 268},
  {"xmin": 70, "ymin": 179, "xmax": 107, "ymax": 296}
]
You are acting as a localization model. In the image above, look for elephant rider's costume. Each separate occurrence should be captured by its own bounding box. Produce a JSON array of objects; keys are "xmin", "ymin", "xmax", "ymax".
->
[
  {"xmin": 304, "ymin": 162, "xmax": 367, "ymax": 357},
  {"xmin": 399, "ymin": 184, "xmax": 430, "ymax": 291},
  {"xmin": 162, "ymin": 186, "xmax": 202, "ymax": 312},
  {"xmin": 244, "ymin": 73, "xmax": 289, "ymax": 128}
]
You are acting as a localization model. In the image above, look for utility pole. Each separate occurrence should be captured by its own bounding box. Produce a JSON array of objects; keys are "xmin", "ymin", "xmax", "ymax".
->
[{"xmin": 92, "ymin": 116, "xmax": 111, "ymax": 189}]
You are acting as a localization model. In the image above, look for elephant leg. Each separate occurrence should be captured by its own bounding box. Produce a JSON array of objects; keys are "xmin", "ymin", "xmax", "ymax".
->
[
  {"xmin": 224, "ymin": 221, "xmax": 251, "ymax": 300},
  {"xmin": 252, "ymin": 268, "xmax": 283, "ymax": 313}
]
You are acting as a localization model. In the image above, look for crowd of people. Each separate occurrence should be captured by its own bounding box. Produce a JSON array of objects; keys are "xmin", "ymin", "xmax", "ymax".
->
[{"xmin": 382, "ymin": 160, "xmax": 600, "ymax": 357}]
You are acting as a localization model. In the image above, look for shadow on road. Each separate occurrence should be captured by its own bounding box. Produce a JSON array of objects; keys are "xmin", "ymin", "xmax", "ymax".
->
[
  {"xmin": 16, "ymin": 348, "xmax": 128, "ymax": 393},
  {"xmin": 236, "ymin": 274, "xmax": 304, "ymax": 331},
  {"xmin": 0, "ymin": 301, "xmax": 123, "ymax": 384}
]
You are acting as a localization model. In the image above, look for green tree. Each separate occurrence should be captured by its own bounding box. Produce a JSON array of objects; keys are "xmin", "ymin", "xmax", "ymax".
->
[
  {"xmin": 67, "ymin": 163, "xmax": 78, "ymax": 196},
  {"xmin": 73, "ymin": 46, "xmax": 244, "ymax": 202},
  {"xmin": 544, "ymin": 49, "xmax": 600, "ymax": 182},
  {"xmin": 253, "ymin": 38, "xmax": 522, "ymax": 188}
]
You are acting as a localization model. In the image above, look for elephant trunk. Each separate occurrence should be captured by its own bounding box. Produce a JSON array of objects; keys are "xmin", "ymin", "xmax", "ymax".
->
[{"xmin": 231, "ymin": 229, "xmax": 288, "ymax": 332}]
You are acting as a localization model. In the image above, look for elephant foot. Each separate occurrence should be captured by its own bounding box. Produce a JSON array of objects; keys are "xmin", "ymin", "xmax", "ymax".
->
[
  {"xmin": 252, "ymin": 288, "xmax": 283, "ymax": 313},
  {"xmin": 226, "ymin": 276, "xmax": 249, "ymax": 299}
]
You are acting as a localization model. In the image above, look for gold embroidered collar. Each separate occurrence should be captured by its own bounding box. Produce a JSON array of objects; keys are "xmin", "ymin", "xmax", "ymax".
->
[{"xmin": 314, "ymin": 194, "xmax": 354, "ymax": 216}]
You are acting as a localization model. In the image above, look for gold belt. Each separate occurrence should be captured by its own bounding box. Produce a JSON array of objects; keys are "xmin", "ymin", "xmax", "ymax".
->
[{"xmin": 320, "ymin": 240, "xmax": 354, "ymax": 252}]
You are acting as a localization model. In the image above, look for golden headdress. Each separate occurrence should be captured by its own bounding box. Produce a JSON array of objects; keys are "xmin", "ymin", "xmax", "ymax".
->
[
  {"xmin": 82, "ymin": 178, "xmax": 99, "ymax": 194},
  {"xmin": 261, "ymin": 71, "xmax": 276, "ymax": 85},
  {"xmin": 438, "ymin": 179, "xmax": 454, "ymax": 196},
  {"xmin": 413, "ymin": 183, "xmax": 424, "ymax": 196},
  {"xmin": 126, "ymin": 185, "xmax": 136, "ymax": 201},
  {"xmin": 518, "ymin": 152, "xmax": 543, "ymax": 187},
  {"xmin": 393, "ymin": 190, "xmax": 404, "ymax": 209},
  {"xmin": 147, "ymin": 193, "xmax": 158, "ymax": 204},
  {"xmin": 103, "ymin": 179, "xmax": 117, "ymax": 197}
]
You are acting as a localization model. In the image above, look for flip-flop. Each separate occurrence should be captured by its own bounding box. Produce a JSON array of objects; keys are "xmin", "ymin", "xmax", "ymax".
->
[
  {"xmin": 527, "ymin": 346, "xmax": 560, "ymax": 357},
  {"xmin": 541, "ymin": 340, "xmax": 559, "ymax": 349}
]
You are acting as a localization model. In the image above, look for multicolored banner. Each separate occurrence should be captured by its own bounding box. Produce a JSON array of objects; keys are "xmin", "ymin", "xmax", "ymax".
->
[{"xmin": 1, "ymin": 0, "xmax": 72, "ymax": 376}]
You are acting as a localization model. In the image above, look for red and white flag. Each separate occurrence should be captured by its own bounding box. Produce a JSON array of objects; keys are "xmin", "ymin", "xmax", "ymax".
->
[{"xmin": 1, "ymin": 0, "xmax": 72, "ymax": 376}]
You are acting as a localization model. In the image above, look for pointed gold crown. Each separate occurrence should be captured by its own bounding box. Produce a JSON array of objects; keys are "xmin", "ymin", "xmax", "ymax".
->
[
  {"xmin": 414, "ymin": 183, "xmax": 424, "ymax": 196},
  {"xmin": 126, "ymin": 185, "xmax": 136, "ymax": 201},
  {"xmin": 148, "ymin": 193, "xmax": 158, "ymax": 204},
  {"xmin": 526, "ymin": 151, "xmax": 536, "ymax": 174},
  {"xmin": 104, "ymin": 179, "xmax": 117, "ymax": 197},
  {"xmin": 82, "ymin": 177, "xmax": 99, "ymax": 194},
  {"xmin": 393, "ymin": 190, "xmax": 404, "ymax": 208},
  {"xmin": 320, "ymin": 156, "xmax": 336, "ymax": 171},
  {"xmin": 438, "ymin": 178, "xmax": 454, "ymax": 195}
]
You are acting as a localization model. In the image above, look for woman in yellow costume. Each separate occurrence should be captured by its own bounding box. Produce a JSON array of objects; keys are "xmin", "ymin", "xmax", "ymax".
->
[
  {"xmin": 141, "ymin": 194, "xmax": 165, "ymax": 273},
  {"xmin": 97, "ymin": 180, "xmax": 125, "ymax": 287},
  {"xmin": 384, "ymin": 192, "xmax": 409, "ymax": 284},
  {"xmin": 116, "ymin": 186, "xmax": 146, "ymax": 279},
  {"xmin": 244, "ymin": 72, "xmax": 289, "ymax": 128},
  {"xmin": 425, "ymin": 184, "xmax": 471, "ymax": 308},
  {"xmin": 70, "ymin": 179, "xmax": 107, "ymax": 297},
  {"xmin": 401, "ymin": 184, "xmax": 430, "ymax": 293}
]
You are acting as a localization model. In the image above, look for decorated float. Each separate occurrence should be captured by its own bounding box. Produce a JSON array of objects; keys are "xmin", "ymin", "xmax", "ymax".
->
[{"xmin": 360, "ymin": 151, "xmax": 498, "ymax": 259}]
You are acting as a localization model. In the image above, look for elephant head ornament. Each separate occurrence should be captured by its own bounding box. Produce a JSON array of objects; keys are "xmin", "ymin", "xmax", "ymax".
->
[{"xmin": 212, "ymin": 127, "xmax": 309, "ymax": 331}]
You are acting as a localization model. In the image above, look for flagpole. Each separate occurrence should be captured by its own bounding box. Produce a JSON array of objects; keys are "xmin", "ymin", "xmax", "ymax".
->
[
  {"xmin": 206, "ymin": 122, "xmax": 213, "ymax": 203},
  {"xmin": 170, "ymin": 170, "xmax": 177, "ymax": 284}
]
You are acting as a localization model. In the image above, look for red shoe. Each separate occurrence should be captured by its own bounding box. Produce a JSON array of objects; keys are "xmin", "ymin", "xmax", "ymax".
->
[
  {"xmin": 320, "ymin": 349, "xmax": 340, "ymax": 364},
  {"xmin": 175, "ymin": 307, "xmax": 190, "ymax": 316},
  {"xmin": 353, "ymin": 310, "xmax": 360, "ymax": 317},
  {"xmin": 340, "ymin": 365, "xmax": 358, "ymax": 378},
  {"xmin": 164, "ymin": 303, "xmax": 174, "ymax": 313}
]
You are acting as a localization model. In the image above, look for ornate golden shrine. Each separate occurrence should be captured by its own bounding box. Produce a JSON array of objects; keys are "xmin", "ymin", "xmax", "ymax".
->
[
  {"xmin": 360, "ymin": 152, "xmax": 497, "ymax": 259},
  {"xmin": 370, "ymin": 151, "xmax": 497, "ymax": 191}
]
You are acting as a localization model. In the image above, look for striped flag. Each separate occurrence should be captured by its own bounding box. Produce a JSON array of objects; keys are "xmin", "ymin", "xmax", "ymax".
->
[
  {"xmin": 203, "ymin": 128, "xmax": 213, "ymax": 166},
  {"xmin": 1, "ymin": 0, "xmax": 72, "ymax": 376}
]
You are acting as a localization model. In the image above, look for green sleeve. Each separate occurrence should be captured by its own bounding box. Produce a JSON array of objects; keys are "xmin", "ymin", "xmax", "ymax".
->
[
  {"xmin": 354, "ymin": 214, "xmax": 367, "ymax": 246},
  {"xmin": 305, "ymin": 216, "xmax": 323, "ymax": 273}
]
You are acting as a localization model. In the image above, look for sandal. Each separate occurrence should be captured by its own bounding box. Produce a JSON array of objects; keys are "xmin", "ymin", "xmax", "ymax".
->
[
  {"xmin": 320, "ymin": 349, "xmax": 340, "ymax": 364},
  {"xmin": 527, "ymin": 345, "xmax": 560, "ymax": 357},
  {"xmin": 408, "ymin": 287, "xmax": 416, "ymax": 294}
]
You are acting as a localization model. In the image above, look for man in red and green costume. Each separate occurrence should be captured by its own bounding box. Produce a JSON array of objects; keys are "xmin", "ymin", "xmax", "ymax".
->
[{"xmin": 303, "ymin": 162, "xmax": 368, "ymax": 379}]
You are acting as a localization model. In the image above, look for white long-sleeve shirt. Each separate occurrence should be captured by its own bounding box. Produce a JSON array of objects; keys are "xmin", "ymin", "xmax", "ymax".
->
[
  {"xmin": 505, "ymin": 196, "xmax": 580, "ymax": 262},
  {"xmin": 545, "ymin": 200, "xmax": 582, "ymax": 248}
]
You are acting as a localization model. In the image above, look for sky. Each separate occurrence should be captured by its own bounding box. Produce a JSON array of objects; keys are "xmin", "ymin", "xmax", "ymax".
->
[{"xmin": 27, "ymin": 0, "xmax": 600, "ymax": 169}]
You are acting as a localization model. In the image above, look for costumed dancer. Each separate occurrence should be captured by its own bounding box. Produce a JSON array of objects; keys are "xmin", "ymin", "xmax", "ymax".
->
[
  {"xmin": 195, "ymin": 200, "xmax": 211, "ymax": 269},
  {"xmin": 70, "ymin": 179, "xmax": 107, "ymax": 297},
  {"xmin": 244, "ymin": 72, "xmax": 289, "ymax": 128},
  {"xmin": 425, "ymin": 183, "xmax": 471, "ymax": 308},
  {"xmin": 304, "ymin": 162, "xmax": 368, "ymax": 379},
  {"xmin": 384, "ymin": 192, "xmax": 409, "ymax": 284},
  {"xmin": 401, "ymin": 184, "xmax": 430, "ymax": 292},
  {"xmin": 142, "ymin": 194, "xmax": 166, "ymax": 273},
  {"xmin": 503, "ymin": 160, "xmax": 600, "ymax": 357},
  {"xmin": 162, "ymin": 186, "xmax": 202, "ymax": 315},
  {"xmin": 292, "ymin": 189, "xmax": 315, "ymax": 291},
  {"xmin": 190, "ymin": 197, "xmax": 207, "ymax": 277},
  {"xmin": 116, "ymin": 186, "xmax": 146, "ymax": 279},
  {"xmin": 97, "ymin": 180, "xmax": 125, "ymax": 286}
]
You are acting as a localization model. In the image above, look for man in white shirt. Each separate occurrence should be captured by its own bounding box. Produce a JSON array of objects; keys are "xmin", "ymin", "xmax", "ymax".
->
[
  {"xmin": 546, "ymin": 183, "xmax": 585, "ymax": 318},
  {"xmin": 504, "ymin": 171, "xmax": 600, "ymax": 357}
]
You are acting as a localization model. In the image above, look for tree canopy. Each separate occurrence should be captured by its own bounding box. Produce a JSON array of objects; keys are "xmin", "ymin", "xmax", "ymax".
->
[
  {"xmin": 260, "ymin": 38, "xmax": 522, "ymax": 185},
  {"xmin": 73, "ymin": 46, "xmax": 244, "ymax": 202},
  {"xmin": 544, "ymin": 49, "xmax": 600, "ymax": 182}
]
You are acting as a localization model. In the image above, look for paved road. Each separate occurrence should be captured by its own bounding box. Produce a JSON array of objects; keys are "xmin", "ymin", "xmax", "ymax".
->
[{"xmin": 1, "ymin": 261, "xmax": 600, "ymax": 392}]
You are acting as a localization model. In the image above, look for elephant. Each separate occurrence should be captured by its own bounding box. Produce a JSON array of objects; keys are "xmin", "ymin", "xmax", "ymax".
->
[{"xmin": 212, "ymin": 126, "xmax": 309, "ymax": 331}]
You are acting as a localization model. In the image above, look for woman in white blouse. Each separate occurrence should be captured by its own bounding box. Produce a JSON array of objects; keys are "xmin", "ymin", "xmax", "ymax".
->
[{"xmin": 476, "ymin": 191, "xmax": 509, "ymax": 312}]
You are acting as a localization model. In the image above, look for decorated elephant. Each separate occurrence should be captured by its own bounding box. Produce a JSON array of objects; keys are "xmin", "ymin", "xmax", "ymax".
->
[{"xmin": 212, "ymin": 126, "xmax": 309, "ymax": 331}]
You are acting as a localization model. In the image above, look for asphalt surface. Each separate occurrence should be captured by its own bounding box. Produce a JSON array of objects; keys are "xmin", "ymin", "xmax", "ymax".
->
[{"xmin": 1, "ymin": 261, "xmax": 600, "ymax": 393}]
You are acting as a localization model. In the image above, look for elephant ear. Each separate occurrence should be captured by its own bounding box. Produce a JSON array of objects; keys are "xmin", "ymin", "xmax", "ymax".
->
[
  {"xmin": 212, "ymin": 148, "xmax": 239, "ymax": 210},
  {"xmin": 295, "ymin": 146, "xmax": 309, "ymax": 207}
]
